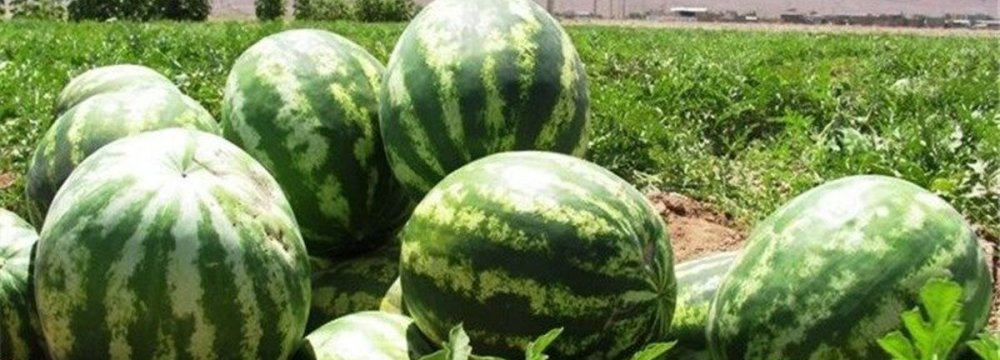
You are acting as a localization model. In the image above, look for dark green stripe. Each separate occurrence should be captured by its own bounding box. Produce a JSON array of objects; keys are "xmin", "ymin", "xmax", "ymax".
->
[
  {"xmin": 47, "ymin": 177, "xmax": 144, "ymax": 357},
  {"xmin": 399, "ymin": 35, "xmax": 468, "ymax": 174},
  {"xmin": 552, "ymin": 58, "xmax": 590, "ymax": 154},
  {"xmin": 124, "ymin": 196, "xmax": 180, "ymax": 357},
  {"xmin": 455, "ymin": 47, "xmax": 491, "ymax": 159},
  {"xmin": 512, "ymin": 10, "xmax": 566, "ymax": 151},
  {"xmin": 193, "ymin": 199, "xmax": 251, "ymax": 357}
]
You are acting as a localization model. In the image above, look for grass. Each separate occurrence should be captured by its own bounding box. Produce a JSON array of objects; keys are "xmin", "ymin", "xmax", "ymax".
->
[{"xmin": 0, "ymin": 20, "xmax": 998, "ymax": 234}]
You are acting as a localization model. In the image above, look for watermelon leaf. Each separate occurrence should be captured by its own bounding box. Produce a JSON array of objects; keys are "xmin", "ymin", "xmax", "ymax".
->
[
  {"xmin": 420, "ymin": 324, "xmax": 474, "ymax": 360},
  {"xmin": 630, "ymin": 341, "xmax": 677, "ymax": 360},
  {"xmin": 878, "ymin": 278, "xmax": 967, "ymax": 360},
  {"xmin": 524, "ymin": 328, "xmax": 563, "ymax": 360},
  {"xmin": 967, "ymin": 333, "xmax": 1000, "ymax": 360},
  {"xmin": 877, "ymin": 331, "xmax": 918, "ymax": 359}
]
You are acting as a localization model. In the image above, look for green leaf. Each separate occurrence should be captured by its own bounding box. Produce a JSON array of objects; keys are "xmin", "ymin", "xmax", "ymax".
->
[
  {"xmin": 525, "ymin": 328, "xmax": 563, "ymax": 360},
  {"xmin": 967, "ymin": 333, "xmax": 1000, "ymax": 360},
  {"xmin": 919, "ymin": 279, "xmax": 963, "ymax": 329},
  {"xmin": 419, "ymin": 324, "xmax": 474, "ymax": 360},
  {"xmin": 878, "ymin": 278, "xmax": 969, "ymax": 360},
  {"xmin": 878, "ymin": 331, "xmax": 918, "ymax": 360},
  {"xmin": 630, "ymin": 341, "xmax": 677, "ymax": 360}
]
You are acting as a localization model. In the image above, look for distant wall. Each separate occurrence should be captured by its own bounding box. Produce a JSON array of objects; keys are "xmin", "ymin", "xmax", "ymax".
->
[
  {"xmin": 211, "ymin": 0, "xmax": 294, "ymax": 17},
  {"xmin": 210, "ymin": 0, "xmax": 998, "ymax": 19}
]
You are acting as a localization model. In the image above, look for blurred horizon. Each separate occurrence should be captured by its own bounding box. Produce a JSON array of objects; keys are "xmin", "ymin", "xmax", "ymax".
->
[{"xmin": 210, "ymin": 0, "xmax": 999, "ymax": 19}]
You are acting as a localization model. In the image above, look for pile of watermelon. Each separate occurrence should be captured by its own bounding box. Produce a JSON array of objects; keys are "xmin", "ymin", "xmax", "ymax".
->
[{"xmin": 0, "ymin": 0, "xmax": 994, "ymax": 358}]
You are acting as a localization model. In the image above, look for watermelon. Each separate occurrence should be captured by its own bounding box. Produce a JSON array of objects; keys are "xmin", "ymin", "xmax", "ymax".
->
[
  {"xmin": 379, "ymin": 0, "xmax": 590, "ymax": 200},
  {"xmin": 0, "ymin": 209, "xmax": 46, "ymax": 360},
  {"xmin": 33, "ymin": 128, "xmax": 311, "ymax": 360},
  {"xmin": 308, "ymin": 243, "xmax": 401, "ymax": 332},
  {"xmin": 399, "ymin": 151, "xmax": 674, "ymax": 359},
  {"xmin": 54, "ymin": 64, "xmax": 177, "ymax": 116},
  {"xmin": 223, "ymin": 29, "xmax": 411, "ymax": 257},
  {"xmin": 27, "ymin": 86, "xmax": 219, "ymax": 222},
  {"xmin": 294, "ymin": 311, "xmax": 434, "ymax": 360},
  {"xmin": 707, "ymin": 175, "xmax": 994, "ymax": 359},
  {"xmin": 380, "ymin": 277, "xmax": 406, "ymax": 315},
  {"xmin": 667, "ymin": 251, "xmax": 738, "ymax": 357}
]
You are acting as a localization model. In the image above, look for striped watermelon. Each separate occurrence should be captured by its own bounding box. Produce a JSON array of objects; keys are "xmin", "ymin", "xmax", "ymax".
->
[
  {"xmin": 0, "ymin": 209, "xmax": 46, "ymax": 360},
  {"xmin": 33, "ymin": 128, "xmax": 311, "ymax": 360},
  {"xmin": 294, "ymin": 311, "xmax": 435, "ymax": 360},
  {"xmin": 399, "ymin": 151, "xmax": 674, "ymax": 359},
  {"xmin": 668, "ymin": 251, "xmax": 738, "ymax": 358},
  {"xmin": 308, "ymin": 244, "xmax": 400, "ymax": 331},
  {"xmin": 223, "ymin": 29, "xmax": 411, "ymax": 257},
  {"xmin": 27, "ymin": 86, "xmax": 219, "ymax": 222},
  {"xmin": 380, "ymin": 277, "xmax": 406, "ymax": 315},
  {"xmin": 707, "ymin": 175, "xmax": 994, "ymax": 359},
  {"xmin": 379, "ymin": 0, "xmax": 590, "ymax": 200},
  {"xmin": 54, "ymin": 64, "xmax": 177, "ymax": 116}
]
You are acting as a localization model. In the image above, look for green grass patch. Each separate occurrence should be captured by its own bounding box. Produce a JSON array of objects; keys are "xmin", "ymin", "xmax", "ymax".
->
[{"xmin": 1, "ymin": 20, "xmax": 997, "ymax": 231}]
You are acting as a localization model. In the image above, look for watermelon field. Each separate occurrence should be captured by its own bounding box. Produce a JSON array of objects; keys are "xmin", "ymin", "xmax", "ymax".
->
[
  {"xmin": 1, "ymin": 4, "xmax": 999, "ymax": 359},
  {"xmin": 2, "ymin": 21, "xmax": 998, "ymax": 229}
]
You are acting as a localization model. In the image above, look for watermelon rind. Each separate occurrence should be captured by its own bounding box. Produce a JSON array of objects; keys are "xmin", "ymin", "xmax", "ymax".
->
[
  {"xmin": 399, "ymin": 151, "xmax": 674, "ymax": 359},
  {"xmin": 707, "ymin": 175, "xmax": 994, "ymax": 359},
  {"xmin": 33, "ymin": 128, "xmax": 310, "ymax": 360}
]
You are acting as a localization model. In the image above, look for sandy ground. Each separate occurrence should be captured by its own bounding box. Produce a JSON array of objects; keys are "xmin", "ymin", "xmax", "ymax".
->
[
  {"xmin": 650, "ymin": 192, "xmax": 1000, "ymax": 331},
  {"xmin": 564, "ymin": 19, "xmax": 1000, "ymax": 37}
]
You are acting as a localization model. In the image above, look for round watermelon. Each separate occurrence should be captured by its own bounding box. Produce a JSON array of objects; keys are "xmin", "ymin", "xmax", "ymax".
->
[
  {"xmin": 0, "ymin": 209, "xmax": 46, "ymax": 360},
  {"xmin": 223, "ymin": 29, "xmax": 411, "ymax": 257},
  {"xmin": 668, "ymin": 251, "xmax": 738, "ymax": 357},
  {"xmin": 294, "ymin": 311, "xmax": 434, "ymax": 360},
  {"xmin": 399, "ymin": 151, "xmax": 674, "ymax": 359},
  {"xmin": 308, "ymin": 244, "xmax": 401, "ymax": 332},
  {"xmin": 27, "ymin": 86, "xmax": 219, "ymax": 222},
  {"xmin": 707, "ymin": 175, "xmax": 994, "ymax": 359},
  {"xmin": 54, "ymin": 64, "xmax": 177, "ymax": 116},
  {"xmin": 379, "ymin": 0, "xmax": 590, "ymax": 200},
  {"xmin": 33, "ymin": 128, "xmax": 310, "ymax": 360}
]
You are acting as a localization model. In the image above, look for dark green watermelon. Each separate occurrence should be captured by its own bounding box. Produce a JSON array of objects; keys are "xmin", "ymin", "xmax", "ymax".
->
[
  {"xmin": 707, "ymin": 175, "xmax": 994, "ymax": 359},
  {"xmin": 399, "ymin": 151, "xmax": 674, "ymax": 359},
  {"xmin": 223, "ymin": 29, "xmax": 411, "ymax": 258},
  {"xmin": 380, "ymin": 0, "xmax": 590, "ymax": 200}
]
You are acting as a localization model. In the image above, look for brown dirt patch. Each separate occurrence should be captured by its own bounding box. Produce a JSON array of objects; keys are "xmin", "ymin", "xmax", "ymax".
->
[
  {"xmin": 0, "ymin": 172, "xmax": 15, "ymax": 189},
  {"xmin": 647, "ymin": 192, "xmax": 745, "ymax": 263}
]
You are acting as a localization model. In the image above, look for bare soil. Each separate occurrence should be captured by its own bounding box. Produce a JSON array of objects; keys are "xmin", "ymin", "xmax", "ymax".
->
[
  {"xmin": 0, "ymin": 172, "xmax": 15, "ymax": 189},
  {"xmin": 647, "ymin": 192, "xmax": 745, "ymax": 262},
  {"xmin": 647, "ymin": 192, "xmax": 1000, "ymax": 331}
]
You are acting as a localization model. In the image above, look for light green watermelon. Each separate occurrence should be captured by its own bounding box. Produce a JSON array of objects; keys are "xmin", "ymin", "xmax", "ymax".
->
[
  {"xmin": 707, "ymin": 175, "xmax": 994, "ymax": 359},
  {"xmin": 27, "ymin": 86, "xmax": 219, "ymax": 222},
  {"xmin": 380, "ymin": 0, "xmax": 590, "ymax": 200},
  {"xmin": 33, "ymin": 128, "xmax": 311, "ymax": 360},
  {"xmin": 399, "ymin": 151, "xmax": 674, "ymax": 359},
  {"xmin": 0, "ymin": 209, "xmax": 46, "ymax": 360},
  {"xmin": 223, "ymin": 29, "xmax": 411, "ymax": 258},
  {"xmin": 308, "ymin": 244, "xmax": 401, "ymax": 332},
  {"xmin": 294, "ymin": 311, "xmax": 434, "ymax": 360},
  {"xmin": 54, "ymin": 64, "xmax": 177, "ymax": 116},
  {"xmin": 667, "ymin": 251, "xmax": 739, "ymax": 358},
  {"xmin": 380, "ymin": 277, "xmax": 406, "ymax": 315}
]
